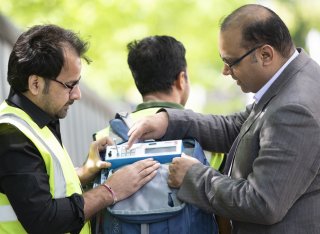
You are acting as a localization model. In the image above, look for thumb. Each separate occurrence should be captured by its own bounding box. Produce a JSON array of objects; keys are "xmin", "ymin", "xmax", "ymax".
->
[
  {"xmin": 181, "ymin": 153, "xmax": 192, "ymax": 158},
  {"xmin": 96, "ymin": 160, "xmax": 111, "ymax": 169}
]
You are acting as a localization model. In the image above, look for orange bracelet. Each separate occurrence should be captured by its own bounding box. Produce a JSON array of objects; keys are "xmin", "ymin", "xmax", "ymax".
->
[{"xmin": 102, "ymin": 184, "xmax": 118, "ymax": 205}]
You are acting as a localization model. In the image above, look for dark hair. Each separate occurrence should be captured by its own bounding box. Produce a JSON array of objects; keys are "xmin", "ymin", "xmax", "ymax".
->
[
  {"xmin": 220, "ymin": 4, "xmax": 294, "ymax": 58},
  {"xmin": 7, "ymin": 24, "xmax": 90, "ymax": 92},
  {"xmin": 127, "ymin": 35, "xmax": 187, "ymax": 96}
]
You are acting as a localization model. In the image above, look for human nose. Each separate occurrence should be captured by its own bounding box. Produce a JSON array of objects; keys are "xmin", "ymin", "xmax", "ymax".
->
[
  {"xmin": 69, "ymin": 85, "xmax": 81, "ymax": 100},
  {"xmin": 222, "ymin": 64, "xmax": 232, "ymax": 76}
]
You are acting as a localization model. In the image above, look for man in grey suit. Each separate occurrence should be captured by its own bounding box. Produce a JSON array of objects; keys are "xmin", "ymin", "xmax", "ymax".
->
[{"xmin": 126, "ymin": 4, "xmax": 320, "ymax": 234}]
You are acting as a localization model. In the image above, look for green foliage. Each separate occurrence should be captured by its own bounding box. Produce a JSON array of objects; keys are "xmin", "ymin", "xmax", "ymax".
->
[{"xmin": 1, "ymin": 0, "xmax": 318, "ymax": 114}]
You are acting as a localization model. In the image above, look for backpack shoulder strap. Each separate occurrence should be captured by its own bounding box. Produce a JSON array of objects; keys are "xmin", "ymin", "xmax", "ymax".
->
[
  {"xmin": 114, "ymin": 111, "xmax": 135, "ymax": 129},
  {"xmin": 109, "ymin": 112, "xmax": 134, "ymax": 143}
]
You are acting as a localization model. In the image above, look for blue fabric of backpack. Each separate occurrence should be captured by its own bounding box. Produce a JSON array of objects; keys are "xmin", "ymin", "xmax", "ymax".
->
[{"xmin": 97, "ymin": 114, "xmax": 218, "ymax": 234}]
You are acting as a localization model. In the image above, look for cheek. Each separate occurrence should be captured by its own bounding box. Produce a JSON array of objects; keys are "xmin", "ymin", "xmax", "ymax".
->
[
  {"xmin": 51, "ymin": 91, "xmax": 70, "ymax": 106},
  {"xmin": 247, "ymin": 77, "xmax": 262, "ymax": 93}
]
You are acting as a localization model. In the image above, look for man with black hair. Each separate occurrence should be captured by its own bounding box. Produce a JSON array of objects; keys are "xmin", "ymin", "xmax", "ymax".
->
[
  {"xmin": 95, "ymin": 35, "xmax": 219, "ymax": 234},
  {"xmin": 127, "ymin": 4, "xmax": 320, "ymax": 233},
  {"xmin": 0, "ymin": 24, "xmax": 159, "ymax": 234},
  {"xmin": 95, "ymin": 35, "xmax": 224, "ymax": 170}
]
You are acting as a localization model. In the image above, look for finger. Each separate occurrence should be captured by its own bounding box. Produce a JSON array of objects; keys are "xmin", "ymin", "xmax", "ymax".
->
[
  {"xmin": 95, "ymin": 137, "xmax": 112, "ymax": 151},
  {"xmin": 133, "ymin": 158, "xmax": 154, "ymax": 164},
  {"xmin": 90, "ymin": 140, "xmax": 99, "ymax": 152},
  {"xmin": 127, "ymin": 122, "xmax": 138, "ymax": 138},
  {"xmin": 127, "ymin": 120, "xmax": 154, "ymax": 149},
  {"xmin": 139, "ymin": 162, "xmax": 160, "ymax": 177},
  {"xmin": 138, "ymin": 170, "xmax": 158, "ymax": 187},
  {"xmin": 167, "ymin": 176, "xmax": 178, "ymax": 188},
  {"xmin": 181, "ymin": 153, "xmax": 192, "ymax": 158},
  {"xmin": 172, "ymin": 157, "xmax": 180, "ymax": 163},
  {"xmin": 96, "ymin": 160, "xmax": 111, "ymax": 169},
  {"xmin": 132, "ymin": 158, "xmax": 156, "ymax": 172},
  {"xmin": 127, "ymin": 131, "xmax": 155, "ymax": 149},
  {"xmin": 168, "ymin": 169, "xmax": 175, "ymax": 184},
  {"xmin": 105, "ymin": 136, "xmax": 114, "ymax": 145},
  {"xmin": 127, "ymin": 121, "xmax": 145, "ymax": 148},
  {"xmin": 168, "ymin": 163, "xmax": 175, "ymax": 173},
  {"xmin": 127, "ymin": 126, "xmax": 141, "ymax": 149}
]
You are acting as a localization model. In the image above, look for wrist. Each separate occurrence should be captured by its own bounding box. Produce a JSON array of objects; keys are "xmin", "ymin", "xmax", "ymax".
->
[
  {"xmin": 77, "ymin": 164, "xmax": 99, "ymax": 186},
  {"xmin": 101, "ymin": 183, "xmax": 118, "ymax": 205}
]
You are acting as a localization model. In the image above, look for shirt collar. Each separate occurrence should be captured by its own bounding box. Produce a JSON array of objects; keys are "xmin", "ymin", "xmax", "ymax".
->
[
  {"xmin": 6, "ymin": 89, "xmax": 57, "ymax": 129},
  {"xmin": 134, "ymin": 101, "xmax": 184, "ymax": 112},
  {"xmin": 254, "ymin": 49, "xmax": 299, "ymax": 103}
]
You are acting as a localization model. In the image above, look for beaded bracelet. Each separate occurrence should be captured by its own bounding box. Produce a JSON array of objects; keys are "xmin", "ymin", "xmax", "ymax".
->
[{"xmin": 102, "ymin": 184, "xmax": 118, "ymax": 205}]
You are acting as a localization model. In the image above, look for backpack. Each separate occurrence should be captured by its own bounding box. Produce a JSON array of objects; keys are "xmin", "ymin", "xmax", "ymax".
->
[{"xmin": 94, "ymin": 113, "xmax": 218, "ymax": 234}]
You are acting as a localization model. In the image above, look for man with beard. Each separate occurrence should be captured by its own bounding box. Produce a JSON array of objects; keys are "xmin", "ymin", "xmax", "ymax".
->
[{"xmin": 0, "ymin": 24, "xmax": 159, "ymax": 234}]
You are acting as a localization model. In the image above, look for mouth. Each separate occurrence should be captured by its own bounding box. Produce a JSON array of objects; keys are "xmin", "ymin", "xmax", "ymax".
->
[
  {"xmin": 66, "ymin": 101, "xmax": 74, "ymax": 107},
  {"xmin": 64, "ymin": 100, "xmax": 75, "ymax": 111}
]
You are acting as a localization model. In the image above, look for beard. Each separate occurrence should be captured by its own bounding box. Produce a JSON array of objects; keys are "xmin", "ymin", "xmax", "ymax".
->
[{"xmin": 55, "ymin": 100, "xmax": 74, "ymax": 119}]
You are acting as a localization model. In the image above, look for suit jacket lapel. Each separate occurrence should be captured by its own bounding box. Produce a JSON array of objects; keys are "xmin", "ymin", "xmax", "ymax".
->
[{"xmin": 229, "ymin": 48, "xmax": 309, "ymax": 174}]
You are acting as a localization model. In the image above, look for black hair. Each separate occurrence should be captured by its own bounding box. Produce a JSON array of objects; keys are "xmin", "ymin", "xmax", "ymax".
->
[
  {"xmin": 220, "ymin": 4, "xmax": 294, "ymax": 57},
  {"xmin": 7, "ymin": 24, "xmax": 90, "ymax": 92},
  {"xmin": 127, "ymin": 35, "xmax": 187, "ymax": 96}
]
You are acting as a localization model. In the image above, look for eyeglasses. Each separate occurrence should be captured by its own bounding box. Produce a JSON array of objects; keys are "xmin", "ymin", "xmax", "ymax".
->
[
  {"xmin": 49, "ymin": 78, "xmax": 81, "ymax": 93},
  {"xmin": 223, "ymin": 45, "xmax": 263, "ymax": 70}
]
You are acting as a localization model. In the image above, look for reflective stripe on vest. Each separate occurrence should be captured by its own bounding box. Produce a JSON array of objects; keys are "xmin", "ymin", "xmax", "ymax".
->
[
  {"xmin": 0, "ymin": 204, "xmax": 17, "ymax": 222},
  {"xmin": 0, "ymin": 114, "xmax": 67, "ymax": 198},
  {"xmin": 0, "ymin": 102, "xmax": 89, "ymax": 234}
]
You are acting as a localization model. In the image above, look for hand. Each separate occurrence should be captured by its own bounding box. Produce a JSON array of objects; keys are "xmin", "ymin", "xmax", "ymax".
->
[
  {"xmin": 127, "ymin": 112, "xmax": 169, "ymax": 149},
  {"xmin": 168, "ymin": 154, "xmax": 200, "ymax": 188},
  {"xmin": 77, "ymin": 137, "xmax": 113, "ymax": 185},
  {"xmin": 105, "ymin": 158, "xmax": 160, "ymax": 201}
]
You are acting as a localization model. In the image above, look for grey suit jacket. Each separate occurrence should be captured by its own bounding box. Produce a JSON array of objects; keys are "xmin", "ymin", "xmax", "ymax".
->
[{"xmin": 163, "ymin": 49, "xmax": 320, "ymax": 233}]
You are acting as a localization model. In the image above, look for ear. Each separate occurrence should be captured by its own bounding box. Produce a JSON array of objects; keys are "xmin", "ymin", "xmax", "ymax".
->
[
  {"xmin": 28, "ymin": 75, "xmax": 42, "ymax": 95},
  {"xmin": 260, "ymin": 45, "xmax": 274, "ymax": 66},
  {"xmin": 175, "ymin": 71, "xmax": 188, "ymax": 90}
]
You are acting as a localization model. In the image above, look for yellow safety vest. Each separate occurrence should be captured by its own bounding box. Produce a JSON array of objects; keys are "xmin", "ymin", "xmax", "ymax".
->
[
  {"xmin": 0, "ymin": 101, "xmax": 90, "ymax": 234},
  {"xmin": 95, "ymin": 108, "xmax": 224, "ymax": 170}
]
